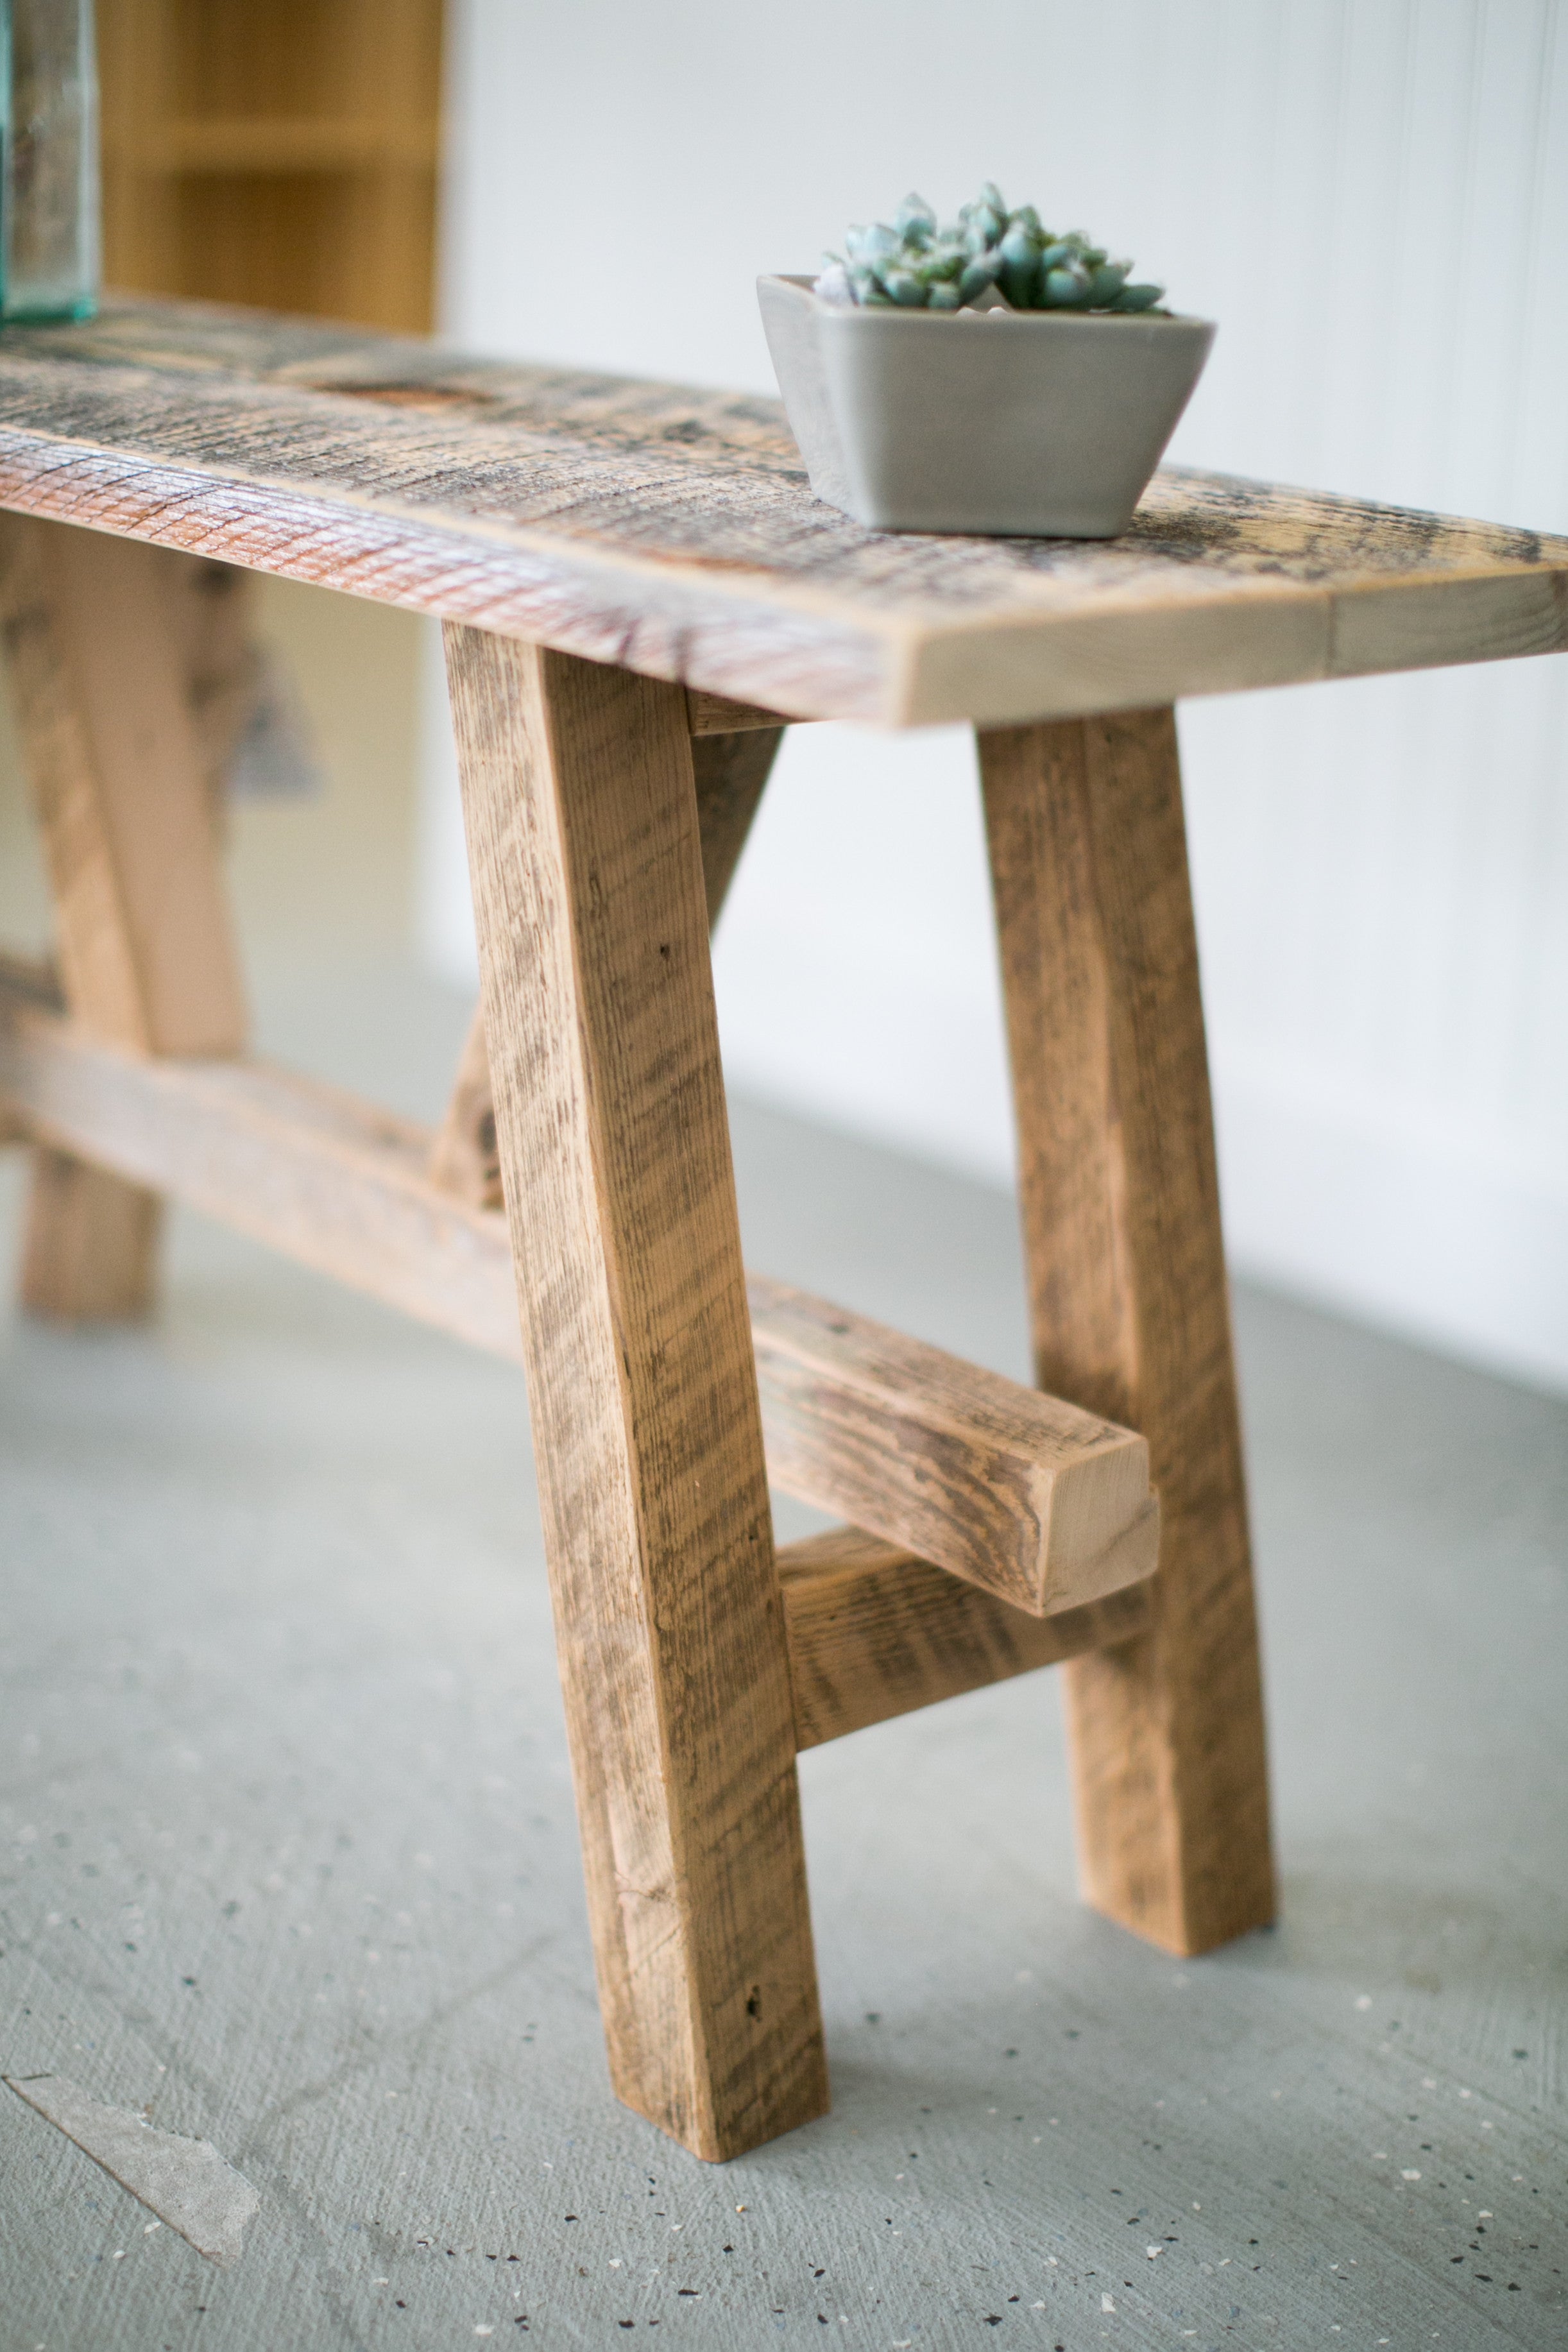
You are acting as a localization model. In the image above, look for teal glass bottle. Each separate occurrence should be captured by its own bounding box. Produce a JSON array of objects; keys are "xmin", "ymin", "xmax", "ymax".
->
[{"xmin": 1, "ymin": 0, "xmax": 98, "ymax": 321}]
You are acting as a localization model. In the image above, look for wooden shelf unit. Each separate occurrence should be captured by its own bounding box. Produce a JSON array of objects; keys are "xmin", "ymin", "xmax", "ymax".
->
[{"xmin": 98, "ymin": 0, "xmax": 443, "ymax": 332}]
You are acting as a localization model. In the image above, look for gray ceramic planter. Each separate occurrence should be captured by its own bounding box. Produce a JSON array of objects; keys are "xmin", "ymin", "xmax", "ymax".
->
[{"xmin": 758, "ymin": 273, "xmax": 1214, "ymax": 538}]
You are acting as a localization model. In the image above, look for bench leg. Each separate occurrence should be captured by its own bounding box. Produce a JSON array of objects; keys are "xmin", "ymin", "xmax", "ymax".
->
[
  {"xmin": 20, "ymin": 1148, "xmax": 162, "ymax": 1320},
  {"xmin": 0, "ymin": 519, "xmax": 248, "ymax": 1318},
  {"xmin": 979, "ymin": 705, "xmax": 1275, "ymax": 1956},
  {"xmin": 427, "ymin": 724, "xmax": 785, "ymax": 1211},
  {"xmin": 445, "ymin": 630, "xmax": 826, "ymax": 2159}
]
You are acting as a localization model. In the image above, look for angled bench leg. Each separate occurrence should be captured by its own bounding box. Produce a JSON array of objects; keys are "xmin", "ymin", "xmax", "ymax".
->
[
  {"xmin": 444, "ymin": 631, "xmax": 825, "ymax": 2160},
  {"xmin": 0, "ymin": 519, "xmax": 248, "ymax": 1318},
  {"xmin": 979, "ymin": 705, "xmax": 1275, "ymax": 1957},
  {"xmin": 429, "ymin": 722, "xmax": 785, "ymax": 1211},
  {"xmin": 686, "ymin": 723, "xmax": 785, "ymax": 925}
]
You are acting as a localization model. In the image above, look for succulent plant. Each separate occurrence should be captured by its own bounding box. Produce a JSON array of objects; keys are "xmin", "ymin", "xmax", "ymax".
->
[{"xmin": 815, "ymin": 182, "xmax": 1166, "ymax": 315}]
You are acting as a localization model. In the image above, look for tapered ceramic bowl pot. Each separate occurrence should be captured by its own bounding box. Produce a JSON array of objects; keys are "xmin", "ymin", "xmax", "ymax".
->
[{"xmin": 758, "ymin": 273, "xmax": 1214, "ymax": 538}]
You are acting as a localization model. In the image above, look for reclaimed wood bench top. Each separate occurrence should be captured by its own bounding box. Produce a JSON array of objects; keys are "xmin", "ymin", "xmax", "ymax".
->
[{"xmin": 0, "ymin": 296, "xmax": 1563, "ymax": 728}]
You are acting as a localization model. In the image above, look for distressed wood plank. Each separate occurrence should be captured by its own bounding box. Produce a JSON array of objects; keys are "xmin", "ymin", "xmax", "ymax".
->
[
  {"xmin": 0, "ymin": 516, "xmax": 248, "ymax": 1320},
  {"xmin": 750, "ymin": 1274, "xmax": 1158, "ymax": 1617},
  {"xmin": 427, "ymin": 1001, "xmax": 503, "ymax": 1211},
  {"xmin": 0, "ymin": 974, "xmax": 1164, "ymax": 1759},
  {"xmin": 686, "ymin": 690, "xmax": 801, "ymax": 735},
  {"xmin": 443, "ymin": 631, "xmax": 826, "ymax": 2161},
  {"xmin": 0, "ymin": 958, "xmax": 1161, "ymax": 1603},
  {"xmin": 0, "ymin": 519, "xmax": 247, "ymax": 1056},
  {"xmin": 780, "ymin": 1525, "xmax": 1152, "ymax": 1750},
  {"xmin": 429, "ymin": 724, "xmax": 782, "ymax": 1211},
  {"xmin": 0, "ymin": 954, "xmax": 524, "ymax": 1358},
  {"xmin": 690, "ymin": 726, "xmax": 785, "ymax": 926},
  {"xmin": 980, "ymin": 706, "xmax": 1274, "ymax": 1957},
  {"xmin": 0, "ymin": 299, "xmax": 1558, "ymax": 726},
  {"xmin": 18, "ymin": 1146, "xmax": 162, "ymax": 1321}
]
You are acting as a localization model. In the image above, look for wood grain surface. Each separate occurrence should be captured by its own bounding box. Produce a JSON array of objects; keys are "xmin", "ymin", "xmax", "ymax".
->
[
  {"xmin": 427, "ymin": 998, "xmax": 503, "ymax": 1211},
  {"xmin": 750, "ymin": 1273, "xmax": 1157, "ymax": 1616},
  {"xmin": 0, "ymin": 952, "xmax": 534, "ymax": 1358},
  {"xmin": 429, "ymin": 722, "xmax": 780, "ymax": 1212},
  {"xmin": 780, "ymin": 1525, "xmax": 1152, "ymax": 1750},
  {"xmin": 0, "ymin": 299, "xmax": 1560, "ymax": 727},
  {"xmin": 0, "ymin": 517, "xmax": 248, "ymax": 1319},
  {"xmin": 689, "ymin": 726, "xmax": 785, "ymax": 926},
  {"xmin": 0, "ymin": 520, "xmax": 246, "ymax": 1057},
  {"xmin": 686, "ymin": 690, "xmax": 800, "ymax": 735},
  {"xmin": 443, "ymin": 633, "xmax": 826, "ymax": 2161},
  {"xmin": 981, "ymin": 706, "xmax": 1275, "ymax": 1958},
  {"xmin": 0, "ymin": 957, "xmax": 1157, "ymax": 1636},
  {"xmin": 0, "ymin": 964, "xmax": 1165, "ymax": 1764}
]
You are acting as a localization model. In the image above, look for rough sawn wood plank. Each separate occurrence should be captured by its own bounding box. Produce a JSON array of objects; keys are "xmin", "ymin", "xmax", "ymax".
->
[
  {"xmin": 779, "ymin": 1526, "xmax": 1153, "ymax": 1750},
  {"xmin": 981, "ymin": 704, "xmax": 1275, "ymax": 1957},
  {"xmin": 429, "ymin": 722, "xmax": 782, "ymax": 1211},
  {"xmin": 750, "ymin": 1272, "xmax": 1158, "ymax": 1617},
  {"xmin": 0, "ymin": 954, "xmax": 1159, "ymax": 1627},
  {"xmin": 0, "ymin": 515, "xmax": 246, "ymax": 1319},
  {"xmin": 443, "ymin": 631, "xmax": 827, "ymax": 2160},
  {"xmin": 0, "ymin": 298, "xmax": 1560, "ymax": 726}
]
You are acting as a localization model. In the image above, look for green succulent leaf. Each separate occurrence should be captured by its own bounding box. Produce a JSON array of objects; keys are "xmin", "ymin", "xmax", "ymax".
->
[
  {"xmin": 854, "ymin": 222, "xmax": 902, "ymax": 266},
  {"xmin": 818, "ymin": 187, "xmax": 1172, "ymax": 315},
  {"xmin": 994, "ymin": 223, "xmax": 1037, "ymax": 306},
  {"xmin": 1086, "ymin": 261, "xmax": 1129, "ymax": 305},
  {"xmin": 894, "ymin": 192, "xmax": 938, "ymax": 244}
]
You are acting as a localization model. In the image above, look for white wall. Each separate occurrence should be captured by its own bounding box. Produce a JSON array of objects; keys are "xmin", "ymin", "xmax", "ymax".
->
[{"xmin": 424, "ymin": 0, "xmax": 1568, "ymax": 1393}]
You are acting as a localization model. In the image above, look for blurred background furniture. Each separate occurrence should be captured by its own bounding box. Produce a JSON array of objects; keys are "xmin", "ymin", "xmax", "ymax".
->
[
  {"xmin": 0, "ymin": 1, "xmax": 448, "ymax": 991},
  {"xmin": 98, "ymin": 0, "xmax": 443, "ymax": 330}
]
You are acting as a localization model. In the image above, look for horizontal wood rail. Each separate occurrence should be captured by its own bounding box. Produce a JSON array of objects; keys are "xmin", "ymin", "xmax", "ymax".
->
[
  {"xmin": 0, "ymin": 955, "xmax": 1158, "ymax": 1631},
  {"xmin": 750, "ymin": 1274, "xmax": 1155, "ymax": 1615},
  {"xmin": 0, "ymin": 951, "xmax": 521, "ymax": 1349},
  {"xmin": 778, "ymin": 1526, "xmax": 1152, "ymax": 1749}
]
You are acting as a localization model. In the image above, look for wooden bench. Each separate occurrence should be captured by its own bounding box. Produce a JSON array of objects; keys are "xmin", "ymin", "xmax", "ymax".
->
[{"xmin": 2, "ymin": 296, "xmax": 1564, "ymax": 2163}]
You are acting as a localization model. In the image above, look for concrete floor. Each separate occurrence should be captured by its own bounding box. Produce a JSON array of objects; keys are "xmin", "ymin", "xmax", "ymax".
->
[{"xmin": 2, "ymin": 964, "xmax": 1564, "ymax": 2352}]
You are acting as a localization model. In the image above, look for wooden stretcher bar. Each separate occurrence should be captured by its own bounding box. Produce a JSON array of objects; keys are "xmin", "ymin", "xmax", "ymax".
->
[{"xmin": 0, "ymin": 953, "xmax": 1159, "ymax": 1646}]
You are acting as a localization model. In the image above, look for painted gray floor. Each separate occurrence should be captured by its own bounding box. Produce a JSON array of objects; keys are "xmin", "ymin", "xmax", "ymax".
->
[{"xmin": 2, "ymin": 964, "xmax": 1564, "ymax": 2352}]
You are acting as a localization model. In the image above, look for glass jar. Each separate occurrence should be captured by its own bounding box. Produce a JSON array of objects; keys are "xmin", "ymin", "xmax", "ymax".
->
[{"xmin": 1, "ymin": 0, "xmax": 98, "ymax": 320}]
